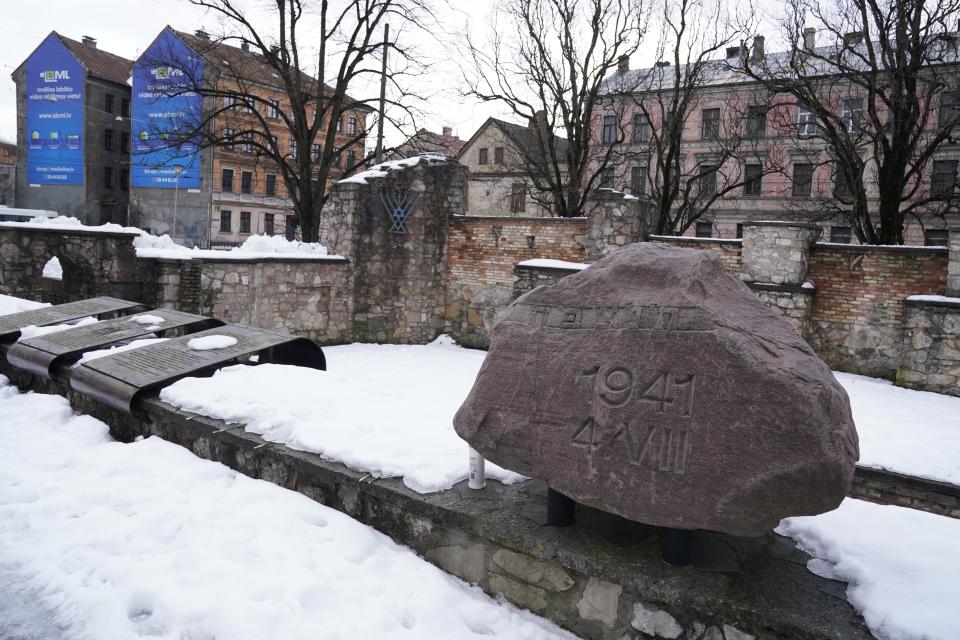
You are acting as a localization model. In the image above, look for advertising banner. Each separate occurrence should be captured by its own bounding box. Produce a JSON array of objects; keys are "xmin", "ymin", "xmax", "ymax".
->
[
  {"xmin": 131, "ymin": 29, "xmax": 203, "ymax": 188},
  {"xmin": 25, "ymin": 34, "xmax": 84, "ymax": 185}
]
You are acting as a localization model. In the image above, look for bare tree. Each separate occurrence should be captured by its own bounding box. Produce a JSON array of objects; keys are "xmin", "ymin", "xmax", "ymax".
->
[
  {"xmin": 140, "ymin": 0, "xmax": 435, "ymax": 242},
  {"xmin": 602, "ymin": 0, "xmax": 786, "ymax": 236},
  {"xmin": 742, "ymin": 0, "xmax": 960, "ymax": 244},
  {"xmin": 462, "ymin": 0, "xmax": 648, "ymax": 217}
]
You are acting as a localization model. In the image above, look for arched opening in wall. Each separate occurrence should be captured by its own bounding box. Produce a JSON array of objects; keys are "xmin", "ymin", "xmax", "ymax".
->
[{"xmin": 42, "ymin": 256, "xmax": 63, "ymax": 281}]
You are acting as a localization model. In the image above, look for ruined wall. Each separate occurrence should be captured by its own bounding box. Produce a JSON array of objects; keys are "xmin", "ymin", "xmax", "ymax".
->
[
  {"xmin": 0, "ymin": 225, "xmax": 158, "ymax": 304},
  {"xmin": 445, "ymin": 215, "xmax": 587, "ymax": 347},
  {"xmin": 648, "ymin": 236, "xmax": 744, "ymax": 274},
  {"xmin": 805, "ymin": 245, "xmax": 947, "ymax": 377}
]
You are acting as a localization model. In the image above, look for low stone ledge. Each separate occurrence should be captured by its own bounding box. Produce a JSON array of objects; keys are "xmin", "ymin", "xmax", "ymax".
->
[
  {"xmin": 135, "ymin": 255, "xmax": 351, "ymax": 265},
  {"xmin": 649, "ymin": 235, "xmax": 742, "ymax": 246},
  {"xmin": 850, "ymin": 467, "xmax": 960, "ymax": 517},
  {"xmin": 746, "ymin": 282, "xmax": 815, "ymax": 294},
  {"xmin": 813, "ymin": 242, "xmax": 948, "ymax": 255},
  {"xmin": 903, "ymin": 295, "xmax": 960, "ymax": 309},
  {"xmin": 742, "ymin": 221, "xmax": 821, "ymax": 231},
  {"xmin": 0, "ymin": 224, "xmax": 142, "ymax": 239}
]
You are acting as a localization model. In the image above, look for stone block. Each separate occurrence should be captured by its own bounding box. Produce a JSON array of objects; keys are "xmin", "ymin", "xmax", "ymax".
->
[
  {"xmin": 491, "ymin": 549, "xmax": 575, "ymax": 592},
  {"xmin": 630, "ymin": 601, "xmax": 683, "ymax": 638},
  {"xmin": 426, "ymin": 543, "xmax": 487, "ymax": 584},
  {"xmin": 577, "ymin": 577, "xmax": 622, "ymax": 628},
  {"xmin": 489, "ymin": 574, "xmax": 548, "ymax": 612}
]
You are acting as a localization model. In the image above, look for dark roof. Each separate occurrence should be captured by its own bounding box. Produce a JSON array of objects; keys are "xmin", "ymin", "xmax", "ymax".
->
[
  {"xmin": 57, "ymin": 34, "xmax": 133, "ymax": 86},
  {"xmin": 490, "ymin": 118, "xmax": 570, "ymax": 162},
  {"xmin": 171, "ymin": 28, "xmax": 372, "ymax": 111}
]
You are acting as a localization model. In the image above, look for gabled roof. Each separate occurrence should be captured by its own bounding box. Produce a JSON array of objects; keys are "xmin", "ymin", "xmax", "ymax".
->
[
  {"xmin": 13, "ymin": 31, "xmax": 133, "ymax": 87},
  {"xmin": 169, "ymin": 28, "xmax": 372, "ymax": 112},
  {"xmin": 456, "ymin": 117, "xmax": 569, "ymax": 164}
]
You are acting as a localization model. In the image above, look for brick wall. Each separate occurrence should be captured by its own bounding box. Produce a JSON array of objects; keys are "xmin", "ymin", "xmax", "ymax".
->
[
  {"xmin": 806, "ymin": 244, "xmax": 948, "ymax": 377},
  {"xmin": 648, "ymin": 236, "xmax": 743, "ymax": 274},
  {"xmin": 445, "ymin": 216, "xmax": 588, "ymax": 347}
]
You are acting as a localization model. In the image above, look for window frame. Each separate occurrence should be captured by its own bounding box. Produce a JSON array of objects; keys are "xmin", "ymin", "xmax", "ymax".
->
[
  {"xmin": 602, "ymin": 115, "xmax": 618, "ymax": 145},
  {"xmin": 797, "ymin": 104, "xmax": 817, "ymax": 137},
  {"xmin": 221, "ymin": 168, "xmax": 235, "ymax": 192},
  {"xmin": 743, "ymin": 163, "xmax": 763, "ymax": 196},
  {"xmin": 494, "ymin": 147, "xmax": 505, "ymax": 165},
  {"xmin": 265, "ymin": 173, "xmax": 277, "ymax": 197},
  {"xmin": 630, "ymin": 165, "xmax": 646, "ymax": 196},
  {"xmin": 747, "ymin": 105, "xmax": 767, "ymax": 138},
  {"xmin": 701, "ymin": 108, "xmax": 721, "ymax": 139},
  {"xmin": 632, "ymin": 113, "xmax": 651, "ymax": 143},
  {"xmin": 240, "ymin": 211, "xmax": 252, "ymax": 234},
  {"xmin": 219, "ymin": 210, "xmax": 232, "ymax": 233},
  {"xmin": 510, "ymin": 183, "xmax": 526, "ymax": 213},
  {"xmin": 840, "ymin": 97, "xmax": 865, "ymax": 133},
  {"xmin": 103, "ymin": 166, "xmax": 114, "ymax": 189},
  {"xmin": 698, "ymin": 163, "xmax": 718, "ymax": 197},
  {"xmin": 240, "ymin": 170, "xmax": 253, "ymax": 195},
  {"xmin": 264, "ymin": 213, "xmax": 275, "ymax": 236},
  {"xmin": 830, "ymin": 226, "xmax": 852, "ymax": 244},
  {"xmin": 695, "ymin": 221, "xmax": 713, "ymax": 238},
  {"xmin": 931, "ymin": 159, "xmax": 958, "ymax": 198},
  {"xmin": 478, "ymin": 148, "xmax": 488, "ymax": 165},
  {"xmin": 792, "ymin": 162, "xmax": 814, "ymax": 197},
  {"xmin": 104, "ymin": 128, "xmax": 114, "ymax": 151}
]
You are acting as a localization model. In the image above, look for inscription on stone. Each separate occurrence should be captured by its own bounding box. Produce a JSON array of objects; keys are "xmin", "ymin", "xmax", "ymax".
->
[{"xmin": 455, "ymin": 243, "xmax": 859, "ymax": 536}]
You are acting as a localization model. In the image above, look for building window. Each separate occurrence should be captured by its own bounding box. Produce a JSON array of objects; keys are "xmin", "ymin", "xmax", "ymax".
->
[
  {"xmin": 311, "ymin": 144, "xmax": 321, "ymax": 163},
  {"xmin": 265, "ymin": 213, "xmax": 275, "ymax": 235},
  {"xmin": 633, "ymin": 113, "xmax": 651, "ymax": 143},
  {"xmin": 925, "ymin": 229, "xmax": 949, "ymax": 247},
  {"xmin": 478, "ymin": 148, "xmax": 488, "ymax": 165},
  {"xmin": 698, "ymin": 164, "xmax": 718, "ymax": 197},
  {"xmin": 797, "ymin": 104, "xmax": 816, "ymax": 136},
  {"xmin": 494, "ymin": 147, "xmax": 505, "ymax": 164},
  {"xmin": 792, "ymin": 162, "xmax": 813, "ymax": 196},
  {"xmin": 121, "ymin": 168, "xmax": 129, "ymax": 191},
  {"xmin": 289, "ymin": 139, "xmax": 298, "ymax": 160},
  {"xmin": 747, "ymin": 105, "xmax": 766, "ymax": 138},
  {"xmin": 121, "ymin": 98, "xmax": 130, "ymax": 118},
  {"xmin": 241, "ymin": 170, "xmax": 253, "ymax": 194},
  {"xmin": 242, "ymin": 133, "xmax": 254, "ymax": 154},
  {"xmin": 224, "ymin": 95, "xmax": 237, "ymax": 109},
  {"xmin": 270, "ymin": 135, "xmax": 278, "ymax": 152},
  {"xmin": 265, "ymin": 173, "xmax": 277, "ymax": 197},
  {"xmin": 830, "ymin": 226, "xmax": 852, "ymax": 244},
  {"xmin": 121, "ymin": 132, "xmax": 130, "ymax": 154},
  {"xmin": 695, "ymin": 221, "xmax": 713, "ymax": 238},
  {"xmin": 602, "ymin": 115, "xmax": 618, "ymax": 144},
  {"xmin": 743, "ymin": 163, "xmax": 763, "ymax": 196},
  {"xmin": 841, "ymin": 98, "xmax": 864, "ymax": 133},
  {"xmin": 220, "ymin": 210, "xmax": 232, "ymax": 233},
  {"xmin": 105, "ymin": 94, "xmax": 114, "ymax": 114},
  {"xmin": 222, "ymin": 168, "xmax": 234, "ymax": 192},
  {"xmin": 736, "ymin": 223, "xmax": 744, "ymax": 239},
  {"xmin": 104, "ymin": 166, "xmax": 114, "ymax": 189},
  {"xmin": 599, "ymin": 167, "xmax": 615, "ymax": 189},
  {"xmin": 939, "ymin": 94, "xmax": 960, "ymax": 127},
  {"xmin": 509, "ymin": 183, "xmax": 526, "ymax": 212},
  {"xmin": 240, "ymin": 211, "xmax": 251, "ymax": 234},
  {"xmin": 243, "ymin": 99, "xmax": 254, "ymax": 114},
  {"xmin": 268, "ymin": 99, "xmax": 280, "ymax": 119},
  {"xmin": 931, "ymin": 159, "xmax": 958, "ymax": 198},
  {"xmin": 104, "ymin": 128, "xmax": 114, "ymax": 151},
  {"xmin": 347, "ymin": 116, "xmax": 357, "ymax": 135},
  {"xmin": 835, "ymin": 168, "xmax": 853, "ymax": 199},
  {"xmin": 223, "ymin": 127, "xmax": 235, "ymax": 151},
  {"xmin": 332, "ymin": 147, "xmax": 341, "ymax": 168},
  {"xmin": 630, "ymin": 165, "xmax": 646, "ymax": 195},
  {"xmin": 701, "ymin": 108, "xmax": 720, "ymax": 139},
  {"xmin": 346, "ymin": 149, "xmax": 356, "ymax": 168}
]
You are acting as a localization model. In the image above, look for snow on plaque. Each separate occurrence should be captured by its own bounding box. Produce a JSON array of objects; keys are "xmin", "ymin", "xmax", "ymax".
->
[{"xmin": 454, "ymin": 243, "xmax": 859, "ymax": 536}]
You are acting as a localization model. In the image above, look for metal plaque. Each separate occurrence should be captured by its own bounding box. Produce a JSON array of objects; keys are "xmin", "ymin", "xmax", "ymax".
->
[
  {"xmin": 0, "ymin": 297, "xmax": 145, "ymax": 343},
  {"xmin": 6, "ymin": 309, "xmax": 222, "ymax": 380},
  {"xmin": 70, "ymin": 323, "xmax": 326, "ymax": 415}
]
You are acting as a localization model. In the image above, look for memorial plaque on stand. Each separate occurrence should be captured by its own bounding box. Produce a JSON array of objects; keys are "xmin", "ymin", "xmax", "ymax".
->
[
  {"xmin": 70, "ymin": 323, "xmax": 326, "ymax": 415},
  {"xmin": 6, "ymin": 309, "xmax": 222, "ymax": 380},
  {"xmin": 0, "ymin": 297, "xmax": 145, "ymax": 344}
]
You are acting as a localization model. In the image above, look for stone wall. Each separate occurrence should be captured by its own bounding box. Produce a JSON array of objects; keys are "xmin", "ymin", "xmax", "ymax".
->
[
  {"xmin": 750, "ymin": 284, "xmax": 815, "ymax": 336},
  {"xmin": 898, "ymin": 298, "xmax": 960, "ymax": 396},
  {"xmin": 146, "ymin": 257, "xmax": 353, "ymax": 343},
  {"xmin": 0, "ymin": 225, "xmax": 157, "ymax": 304},
  {"xmin": 740, "ymin": 222, "xmax": 819, "ymax": 285},
  {"xmin": 321, "ymin": 160, "xmax": 464, "ymax": 343},
  {"xmin": 806, "ymin": 245, "xmax": 947, "ymax": 377},
  {"xmin": 513, "ymin": 263, "xmax": 585, "ymax": 298},
  {"xmin": 582, "ymin": 191, "xmax": 646, "ymax": 261},
  {"xmin": 445, "ymin": 215, "xmax": 587, "ymax": 347}
]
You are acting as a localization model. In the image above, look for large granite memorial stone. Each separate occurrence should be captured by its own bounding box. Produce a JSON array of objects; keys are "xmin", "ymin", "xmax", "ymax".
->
[{"xmin": 454, "ymin": 243, "xmax": 859, "ymax": 537}]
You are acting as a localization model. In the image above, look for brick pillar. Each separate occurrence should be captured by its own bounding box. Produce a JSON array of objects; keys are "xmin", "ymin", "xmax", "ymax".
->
[
  {"xmin": 740, "ymin": 222, "xmax": 819, "ymax": 336},
  {"xmin": 948, "ymin": 225, "xmax": 960, "ymax": 297}
]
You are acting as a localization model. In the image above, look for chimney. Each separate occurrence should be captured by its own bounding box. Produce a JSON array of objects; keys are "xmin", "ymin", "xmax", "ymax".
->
[
  {"xmin": 81, "ymin": 35, "xmax": 97, "ymax": 48},
  {"xmin": 528, "ymin": 110, "xmax": 548, "ymax": 133},
  {"xmin": 618, "ymin": 54, "xmax": 630, "ymax": 72},
  {"xmin": 803, "ymin": 27, "xmax": 816, "ymax": 52},
  {"xmin": 194, "ymin": 29, "xmax": 210, "ymax": 41},
  {"xmin": 726, "ymin": 46, "xmax": 741, "ymax": 60},
  {"xmin": 240, "ymin": 42, "xmax": 250, "ymax": 52},
  {"xmin": 442, "ymin": 126, "xmax": 453, "ymax": 137},
  {"xmin": 655, "ymin": 60, "xmax": 671, "ymax": 67},
  {"xmin": 844, "ymin": 31, "xmax": 864, "ymax": 46},
  {"xmin": 751, "ymin": 35, "xmax": 765, "ymax": 63}
]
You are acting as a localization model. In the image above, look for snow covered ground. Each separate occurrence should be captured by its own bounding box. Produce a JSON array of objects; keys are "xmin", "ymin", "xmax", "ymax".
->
[
  {"xmin": 779, "ymin": 499, "xmax": 960, "ymax": 640},
  {"xmin": 0, "ymin": 293, "xmax": 49, "ymax": 314},
  {"xmin": 161, "ymin": 337, "xmax": 526, "ymax": 493},
  {"xmin": 159, "ymin": 340, "xmax": 960, "ymax": 491},
  {"xmin": 0, "ymin": 376, "xmax": 576, "ymax": 640}
]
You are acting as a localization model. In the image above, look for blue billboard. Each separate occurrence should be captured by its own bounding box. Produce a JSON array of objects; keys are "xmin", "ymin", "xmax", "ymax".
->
[
  {"xmin": 25, "ymin": 34, "xmax": 84, "ymax": 185},
  {"xmin": 131, "ymin": 29, "xmax": 203, "ymax": 188}
]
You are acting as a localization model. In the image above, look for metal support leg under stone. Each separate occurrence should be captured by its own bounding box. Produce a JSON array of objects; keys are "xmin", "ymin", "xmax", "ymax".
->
[
  {"xmin": 547, "ymin": 488, "xmax": 576, "ymax": 527},
  {"xmin": 660, "ymin": 528, "xmax": 695, "ymax": 566}
]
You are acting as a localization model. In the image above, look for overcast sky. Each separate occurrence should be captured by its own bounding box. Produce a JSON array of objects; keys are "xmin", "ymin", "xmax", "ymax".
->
[{"xmin": 0, "ymin": 0, "xmax": 778, "ymax": 148}]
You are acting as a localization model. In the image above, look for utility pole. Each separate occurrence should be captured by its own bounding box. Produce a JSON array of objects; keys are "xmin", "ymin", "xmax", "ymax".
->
[{"xmin": 375, "ymin": 23, "xmax": 389, "ymax": 162}]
